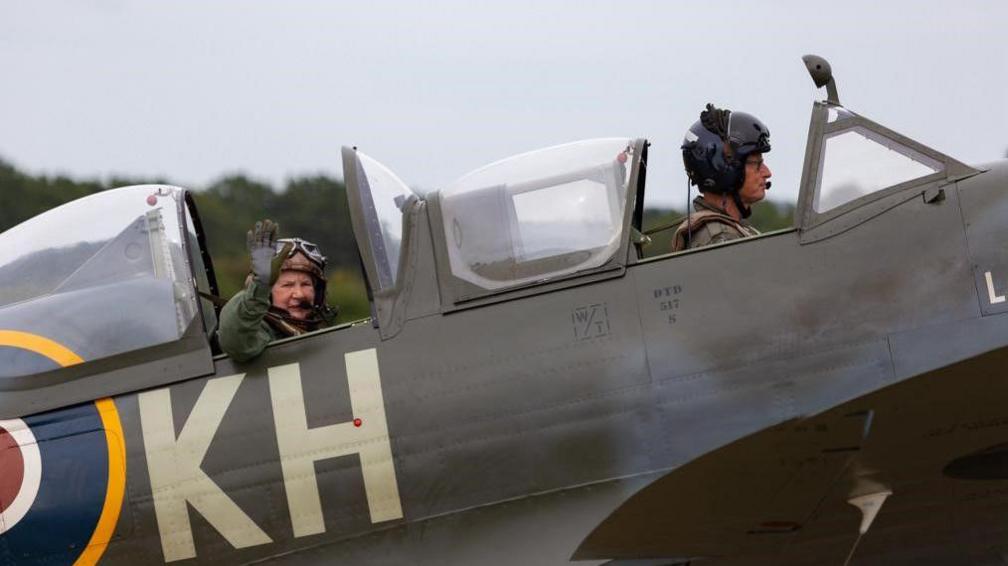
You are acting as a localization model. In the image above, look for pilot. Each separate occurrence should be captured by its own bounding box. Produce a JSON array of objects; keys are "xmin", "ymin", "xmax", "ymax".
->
[
  {"xmin": 218, "ymin": 219, "xmax": 337, "ymax": 362},
  {"xmin": 672, "ymin": 103, "xmax": 772, "ymax": 251}
]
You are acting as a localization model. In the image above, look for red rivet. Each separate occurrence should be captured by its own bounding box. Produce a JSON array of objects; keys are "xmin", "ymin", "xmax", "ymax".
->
[{"xmin": 353, "ymin": 418, "xmax": 362, "ymax": 427}]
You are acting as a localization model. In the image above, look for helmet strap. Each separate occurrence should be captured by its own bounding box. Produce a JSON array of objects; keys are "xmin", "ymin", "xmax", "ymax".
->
[
  {"xmin": 731, "ymin": 190, "xmax": 752, "ymax": 219},
  {"xmin": 685, "ymin": 177, "xmax": 693, "ymax": 248}
]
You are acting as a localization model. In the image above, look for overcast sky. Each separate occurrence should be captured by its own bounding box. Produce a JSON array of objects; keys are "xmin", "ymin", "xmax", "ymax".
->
[{"xmin": 2, "ymin": 1, "xmax": 1006, "ymax": 208}]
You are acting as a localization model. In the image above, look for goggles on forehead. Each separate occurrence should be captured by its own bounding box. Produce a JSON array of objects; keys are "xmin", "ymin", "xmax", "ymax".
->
[{"xmin": 275, "ymin": 237, "xmax": 326, "ymax": 268}]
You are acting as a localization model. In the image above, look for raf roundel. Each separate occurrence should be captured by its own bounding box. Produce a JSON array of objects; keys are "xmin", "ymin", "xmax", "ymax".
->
[
  {"xmin": 0, "ymin": 331, "xmax": 126, "ymax": 565},
  {"xmin": 0, "ymin": 418, "xmax": 42, "ymax": 535}
]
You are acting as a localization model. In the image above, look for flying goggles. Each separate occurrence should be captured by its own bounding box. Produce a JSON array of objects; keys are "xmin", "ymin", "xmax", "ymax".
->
[{"xmin": 275, "ymin": 237, "xmax": 327, "ymax": 270}]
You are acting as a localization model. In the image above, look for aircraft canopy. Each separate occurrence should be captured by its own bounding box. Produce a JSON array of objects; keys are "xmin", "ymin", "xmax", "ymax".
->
[
  {"xmin": 0, "ymin": 186, "xmax": 205, "ymax": 378},
  {"xmin": 439, "ymin": 138, "xmax": 631, "ymax": 290}
]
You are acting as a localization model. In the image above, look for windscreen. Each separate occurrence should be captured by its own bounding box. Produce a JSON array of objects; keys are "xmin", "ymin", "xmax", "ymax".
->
[{"xmin": 815, "ymin": 125, "xmax": 943, "ymax": 212}]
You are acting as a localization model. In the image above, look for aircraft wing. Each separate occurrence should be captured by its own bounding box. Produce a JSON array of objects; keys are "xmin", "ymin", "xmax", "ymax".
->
[
  {"xmin": 576, "ymin": 345, "xmax": 1008, "ymax": 565},
  {"xmin": 575, "ymin": 411, "xmax": 872, "ymax": 563}
]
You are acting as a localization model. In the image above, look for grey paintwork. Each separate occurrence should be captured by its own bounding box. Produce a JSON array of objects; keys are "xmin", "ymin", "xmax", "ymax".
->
[
  {"xmin": 578, "ymin": 330, "xmax": 1008, "ymax": 565},
  {"xmin": 4, "ymin": 56, "xmax": 1008, "ymax": 565}
]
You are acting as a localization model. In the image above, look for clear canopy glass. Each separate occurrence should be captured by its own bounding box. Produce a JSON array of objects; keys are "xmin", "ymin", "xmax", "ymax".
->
[
  {"xmin": 815, "ymin": 125, "xmax": 943, "ymax": 213},
  {"xmin": 441, "ymin": 138, "xmax": 632, "ymax": 290},
  {"xmin": 355, "ymin": 152, "xmax": 416, "ymax": 290},
  {"xmin": 0, "ymin": 186, "xmax": 198, "ymax": 377}
]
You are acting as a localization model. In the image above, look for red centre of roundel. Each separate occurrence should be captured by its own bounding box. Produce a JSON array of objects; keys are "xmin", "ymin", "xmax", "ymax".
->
[{"xmin": 0, "ymin": 426, "xmax": 25, "ymax": 513}]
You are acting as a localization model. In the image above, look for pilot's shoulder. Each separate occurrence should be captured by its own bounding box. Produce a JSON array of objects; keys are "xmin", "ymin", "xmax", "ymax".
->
[{"xmin": 692, "ymin": 218, "xmax": 740, "ymax": 244}]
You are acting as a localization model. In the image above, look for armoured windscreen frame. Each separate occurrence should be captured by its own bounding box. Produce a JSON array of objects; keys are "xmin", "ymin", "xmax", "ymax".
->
[{"xmin": 795, "ymin": 101, "xmax": 980, "ymax": 241}]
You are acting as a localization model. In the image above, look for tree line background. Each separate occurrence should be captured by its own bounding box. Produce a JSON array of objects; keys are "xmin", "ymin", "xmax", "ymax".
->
[{"xmin": 0, "ymin": 157, "xmax": 795, "ymax": 322}]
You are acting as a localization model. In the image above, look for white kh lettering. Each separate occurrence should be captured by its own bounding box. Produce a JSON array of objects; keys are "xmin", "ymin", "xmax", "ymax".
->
[
  {"xmin": 138, "ymin": 348, "xmax": 402, "ymax": 562},
  {"xmin": 138, "ymin": 374, "xmax": 272, "ymax": 562},
  {"xmin": 269, "ymin": 350, "xmax": 403, "ymax": 537}
]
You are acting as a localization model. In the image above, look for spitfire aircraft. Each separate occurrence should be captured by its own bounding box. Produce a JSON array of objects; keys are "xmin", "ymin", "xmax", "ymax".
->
[{"xmin": 2, "ymin": 55, "xmax": 1008, "ymax": 565}]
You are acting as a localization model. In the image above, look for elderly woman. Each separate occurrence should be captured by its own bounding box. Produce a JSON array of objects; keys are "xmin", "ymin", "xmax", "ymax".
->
[{"xmin": 218, "ymin": 219, "xmax": 337, "ymax": 362}]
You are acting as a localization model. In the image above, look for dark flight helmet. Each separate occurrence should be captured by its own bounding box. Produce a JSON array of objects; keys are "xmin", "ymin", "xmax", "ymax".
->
[{"xmin": 682, "ymin": 103, "xmax": 771, "ymax": 197}]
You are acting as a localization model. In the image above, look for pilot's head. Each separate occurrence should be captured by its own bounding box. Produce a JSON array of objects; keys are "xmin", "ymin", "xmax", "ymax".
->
[
  {"xmin": 271, "ymin": 238, "xmax": 327, "ymax": 321},
  {"xmin": 682, "ymin": 103, "xmax": 772, "ymax": 218}
]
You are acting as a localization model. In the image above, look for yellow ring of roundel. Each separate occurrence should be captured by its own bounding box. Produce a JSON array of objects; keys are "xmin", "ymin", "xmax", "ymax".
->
[
  {"xmin": 0, "ymin": 330, "xmax": 84, "ymax": 368},
  {"xmin": 0, "ymin": 330, "xmax": 126, "ymax": 566}
]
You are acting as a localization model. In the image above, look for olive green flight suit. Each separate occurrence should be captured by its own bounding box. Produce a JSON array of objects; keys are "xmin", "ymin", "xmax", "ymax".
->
[{"xmin": 217, "ymin": 280, "xmax": 282, "ymax": 363}]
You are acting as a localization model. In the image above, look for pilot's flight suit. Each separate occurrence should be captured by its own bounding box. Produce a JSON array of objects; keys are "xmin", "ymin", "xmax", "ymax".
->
[
  {"xmin": 218, "ymin": 280, "xmax": 282, "ymax": 362},
  {"xmin": 217, "ymin": 280, "xmax": 335, "ymax": 362},
  {"xmin": 671, "ymin": 196, "xmax": 760, "ymax": 252}
]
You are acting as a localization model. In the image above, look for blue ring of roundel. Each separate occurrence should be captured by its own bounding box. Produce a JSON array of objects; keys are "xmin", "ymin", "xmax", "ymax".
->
[{"xmin": 1, "ymin": 403, "xmax": 109, "ymax": 564}]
